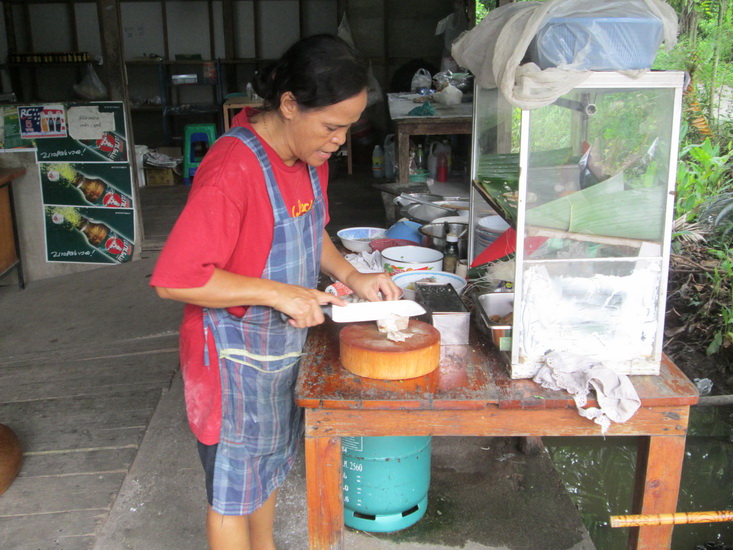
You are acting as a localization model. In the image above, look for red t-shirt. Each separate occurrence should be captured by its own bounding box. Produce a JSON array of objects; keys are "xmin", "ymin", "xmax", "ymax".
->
[{"xmin": 150, "ymin": 108, "xmax": 329, "ymax": 444}]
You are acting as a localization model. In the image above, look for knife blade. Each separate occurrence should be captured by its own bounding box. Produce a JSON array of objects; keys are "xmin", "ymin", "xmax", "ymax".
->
[{"xmin": 325, "ymin": 299, "xmax": 426, "ymax": 323}]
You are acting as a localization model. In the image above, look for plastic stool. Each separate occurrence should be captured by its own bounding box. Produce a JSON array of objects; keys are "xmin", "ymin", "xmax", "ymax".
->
[{"xmin": 183, "ymin": 123, "xmax": 217, "ymax": 184}]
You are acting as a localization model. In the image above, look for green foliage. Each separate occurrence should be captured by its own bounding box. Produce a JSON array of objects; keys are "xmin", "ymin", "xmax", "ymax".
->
[
  {"xmin": 676, "ymin": 136, "xmax": 733, "ymax": 219},
  {"xmin": 704, "ymin": 244, "xmax": 733, "ymax": 355},
  {"xmin": 475, "ymin": 1, "xmax": 494, "ymax": 22}
]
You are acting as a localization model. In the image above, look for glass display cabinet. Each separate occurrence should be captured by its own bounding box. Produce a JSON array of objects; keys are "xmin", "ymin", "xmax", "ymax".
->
[{"xmin": 469, "ymin": 71, "xmax": 685, "ymax": 379}]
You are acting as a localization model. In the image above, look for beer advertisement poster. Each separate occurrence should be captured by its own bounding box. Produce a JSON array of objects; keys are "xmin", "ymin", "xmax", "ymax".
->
[
  {"xmin": 34, "ymin": 101, "xmax": 128, "ymax": 163},
  {"xmin": 44, "ymin": 206, "xmax": 135, "ymax": 264},
  {"xmin": 40, "ymin": 163, "xmax": 133, "ymax": 209}
]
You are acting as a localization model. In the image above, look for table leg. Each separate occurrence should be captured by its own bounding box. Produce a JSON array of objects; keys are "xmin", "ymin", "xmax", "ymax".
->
[
  {"xmin": 628, "ymin": 434, "xmax": 687, "ymax": 550},
  {"xmin": 305, "ymin": 434, "xmax": 344, "ymax": 549},
  {"xmin": 397, "ymin": 130, "xmax": 410, "ymax": 184}
]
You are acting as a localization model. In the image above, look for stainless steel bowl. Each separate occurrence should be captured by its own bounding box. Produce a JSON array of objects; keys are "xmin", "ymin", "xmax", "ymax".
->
[
  {"xmin": 401, "ymin": 199, "xmax": 469, "ymax": 224},
  {"xmin": 419, "ymin": 221, "xmax": 468, "ymax": 258},
  {"xmin": 393, "ymin": 193, "xmax": 443, "ymax": 223}
]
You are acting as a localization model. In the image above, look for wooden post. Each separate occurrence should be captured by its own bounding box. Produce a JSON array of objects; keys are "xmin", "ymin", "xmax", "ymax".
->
[
  {"xmin": 96, "ymin": 0, "xmax": 127, "ymax": 102},
  {"xmin": 304, "ymin": 412, "xmax": 344, "ymax": 549},
  {"xmin": 96, "ymin": 0, "xmax": 144, "ymax": 257},
  {"xmin": 629, "ymin": 435, "xmax": 687, "ymax": 550}
]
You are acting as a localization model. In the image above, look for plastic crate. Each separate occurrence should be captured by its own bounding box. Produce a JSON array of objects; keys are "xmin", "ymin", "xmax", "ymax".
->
[{"xmin": 528, "ymin": 16, "xmax": 663, "ymax": 71}]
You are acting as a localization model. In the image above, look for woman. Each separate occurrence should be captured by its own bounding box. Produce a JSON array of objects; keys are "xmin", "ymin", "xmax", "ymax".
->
[{"xmin": 151, "ymin": 34, "xmax": 400, "ymax": 550}]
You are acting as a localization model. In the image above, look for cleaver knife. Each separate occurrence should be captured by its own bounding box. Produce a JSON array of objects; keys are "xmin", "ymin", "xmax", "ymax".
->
[
  {"xmin": 281, "ymin": 300, "xmax": 426, "ymax": 323},
  {"xmin": 324, "ymin": 299, "xmax": 426, "ymax": 323}
]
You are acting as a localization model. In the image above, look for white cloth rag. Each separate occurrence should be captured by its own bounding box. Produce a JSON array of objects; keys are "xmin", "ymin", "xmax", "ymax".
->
[{"xmin": 533, "ymin": 350, "xmax": 641, "ymax": 434}]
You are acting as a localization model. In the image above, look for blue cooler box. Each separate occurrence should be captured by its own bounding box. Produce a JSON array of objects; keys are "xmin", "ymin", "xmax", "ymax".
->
[{"xmin": 529, "ymin": 16, "xmax": 663, "ymax": 71}]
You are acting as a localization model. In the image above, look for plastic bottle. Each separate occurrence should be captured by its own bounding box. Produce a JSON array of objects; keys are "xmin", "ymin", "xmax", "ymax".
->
[
  {"xmin": 436, "ymin": 152, "xmax": 448, "ymax": 183},
  {"xmin": 441, "ymin": 139, "xmax": 452, "ymax": 175},
  {"xmin": 415, "ymin": 144, "xmax": 426, "ymax": 170},
  {"xmin": 443, "ymin": 234, "xmax": 459, "ymax": 273},
  {"xmin": 427, "ymin": 142, "xmax": 440, "ymax": 179},
  {"xmin": 372, "ymin": 144, "xmax": 385, "ymax": 178}
]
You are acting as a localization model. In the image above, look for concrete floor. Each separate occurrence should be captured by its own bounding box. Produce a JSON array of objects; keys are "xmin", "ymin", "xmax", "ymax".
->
[{"xmin": 0, "ymin": 168, "xmax": 595, "ymax": 549}]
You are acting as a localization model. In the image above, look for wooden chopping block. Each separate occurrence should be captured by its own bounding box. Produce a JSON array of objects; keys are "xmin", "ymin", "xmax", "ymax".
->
[
  {"xmin": 339, "ymin": 319, "xmax": 441, "ymax": 380},
  {"xmin": 0, "ymin": 423, "xmax": 22, "ymax": 495}
]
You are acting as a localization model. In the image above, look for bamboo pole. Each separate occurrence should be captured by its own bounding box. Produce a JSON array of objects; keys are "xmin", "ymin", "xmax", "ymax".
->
[{"xmin": 610, "ymin": 511, "xmax": 733, "ymax": 528}]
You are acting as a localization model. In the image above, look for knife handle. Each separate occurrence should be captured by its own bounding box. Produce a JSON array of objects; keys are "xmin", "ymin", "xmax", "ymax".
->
[{"xmin": 279, "ymin": 304, "xmax": 333, "ymax": 323}]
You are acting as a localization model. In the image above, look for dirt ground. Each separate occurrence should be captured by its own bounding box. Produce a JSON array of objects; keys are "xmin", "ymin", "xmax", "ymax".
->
[{"xmin": 665, "ymin": 239, "xmax": 733, "ymax": 397}]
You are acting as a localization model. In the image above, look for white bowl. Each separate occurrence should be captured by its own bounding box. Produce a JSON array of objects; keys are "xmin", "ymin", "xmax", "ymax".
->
[
  {"xmin": 337, "ymin": 227, "xmax": 387, "ymax": 253},
  {"xmin": 380, "ymin": 245, "xmax": 444, "ymax": 276},
  {"xmin": 478, "ymin": 215, "xmax": 511, "ymax": 234},
  {"xmin": 392, "ymin": 270, "xmax": 468, "ymax": 300}
]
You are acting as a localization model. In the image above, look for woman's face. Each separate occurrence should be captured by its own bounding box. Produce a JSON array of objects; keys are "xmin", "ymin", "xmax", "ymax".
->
[{"xmin": 283, "ymin": 89, "xmax": 367, "ymax": 167}]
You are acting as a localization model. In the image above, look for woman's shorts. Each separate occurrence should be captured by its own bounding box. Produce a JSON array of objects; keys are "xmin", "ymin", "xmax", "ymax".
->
[{"xmin": 197, "ymin": 440, "xmax": 217, "ymax": 506}]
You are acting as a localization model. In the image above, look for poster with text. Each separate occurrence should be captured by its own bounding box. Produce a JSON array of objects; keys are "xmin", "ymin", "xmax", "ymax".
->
[
  {"xmin": 17, "ymin": 104, "xmax": 67, "ymax": 139},
  {"xmin": 43, "ymin": 206, "xmax": 134, "ymax": 264},
  {"xmin": 1, "ymin": 106, "xmax": 37, "ymax": 149},
  {"xmin": 40, "ymin": 162, "xmax": 133, "ymax": 209},
  {"xmin": 34, "ymin": 102, "xmax": 128, "ymax": 163}
]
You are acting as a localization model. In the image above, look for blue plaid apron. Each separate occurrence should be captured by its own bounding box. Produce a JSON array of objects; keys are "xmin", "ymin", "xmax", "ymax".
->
[{"xmin": 203, "ymin": 127, "xmax": 325, "ymax": 515}]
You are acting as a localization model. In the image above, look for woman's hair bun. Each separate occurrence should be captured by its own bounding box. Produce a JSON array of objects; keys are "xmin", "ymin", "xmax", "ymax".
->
[{"xmin": 252, "ymin": 34, "xmax": 367, "ymax": 112}]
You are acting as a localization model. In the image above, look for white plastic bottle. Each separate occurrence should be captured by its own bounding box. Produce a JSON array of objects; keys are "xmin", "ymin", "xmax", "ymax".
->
[{"xmin": 427, "ymin": 141, "xmax": 440, "ymax": 179}]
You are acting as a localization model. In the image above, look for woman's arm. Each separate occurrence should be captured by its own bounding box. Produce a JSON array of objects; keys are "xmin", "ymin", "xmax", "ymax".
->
[
  {"xmin": 320, "ymin": 230, "xmax": 401, "ymax": 301},
  {"xmin": 155, "ymin": 267, "xmax": 344, "ymax": 328}
]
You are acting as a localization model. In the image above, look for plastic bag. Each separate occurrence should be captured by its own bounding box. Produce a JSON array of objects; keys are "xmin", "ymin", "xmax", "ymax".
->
[
  {"xmin": 338, "ymin": 13, "xmax": 357, "ymax": 50},
  {"xmin": 432, "ymin": 84, "xmax": 463, "ymax": 105},
  {"xmin": 410, "ymin": 68, "xmax": 432, "ymax": 92},
  {"xmin": 365, "ymin": 61, "xmax": 383, "ymax": 108},
  {"xmin": 73, "ymin": 64, "xmax": 108, "ymax": 100},
  {"xmin": 451, "ymin": 0, "xmax": 678, "ymax": 110}
]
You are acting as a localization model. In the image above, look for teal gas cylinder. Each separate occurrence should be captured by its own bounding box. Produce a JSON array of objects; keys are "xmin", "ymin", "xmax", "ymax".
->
[{"xmin": 342, "ymin": 435, "xmax": 431, "ymax": 532}]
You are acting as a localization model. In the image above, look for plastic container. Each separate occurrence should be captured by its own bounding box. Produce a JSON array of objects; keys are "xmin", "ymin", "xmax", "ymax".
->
[
  {"xmin": 437, "ymin": 153, "xmax": 448, "ymax": 183},
  {"xmin": 427, "ymin": 142, "xmax": 440, "ymax": 179},
  {"xmin": 372, "ymin": 145, "xmax": 385, "ymax": 178},
  {"xmin": 342, "ymin": 436, "xmax": 431, "ymax": 532},
  {"xmin": 385, "ymin": 219, "xmax": 423, "ymax": 244},
  {"xmin": 528, "ymin": 16, "xmax": 664, "ymax": 71}
]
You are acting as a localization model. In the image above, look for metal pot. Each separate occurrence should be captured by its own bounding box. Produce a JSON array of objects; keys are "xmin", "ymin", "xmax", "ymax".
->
[
  {"xmin": 393, "ymin": 193, "xmax": 443, "ymax": 224},
  {"xmin": 401, "ymin": 199, "xmax": 469, "ymax": 225},
  {"xmin": 419, "ymin": 221, "xmax": 468, "ymax": 258}
]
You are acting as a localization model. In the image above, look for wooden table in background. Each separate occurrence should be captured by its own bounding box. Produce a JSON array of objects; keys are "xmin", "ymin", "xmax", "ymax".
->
[
  {"xmin": 295, "ymin": 323, "xmax": 699, "ymax": 550},
  {"xmin": 222, "ymin": 96, "xmax": 262, "ymax": 132},
  {"xmin": 387, "ymin": 93, "xmax": 473, "ymax": 183}
]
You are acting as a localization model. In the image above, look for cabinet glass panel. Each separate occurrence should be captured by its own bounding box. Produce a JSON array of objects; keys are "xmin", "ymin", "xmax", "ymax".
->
[{"xmin": 470, "ymin": 72, "xmax": 684, "ymax": 378}]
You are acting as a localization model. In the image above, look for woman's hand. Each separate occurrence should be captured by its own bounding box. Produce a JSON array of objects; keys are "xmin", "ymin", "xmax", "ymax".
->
[
  {"xmin": 319, "ymin": 230, "xmax": 401, "ymax": 303},
  {"xmin": 272, "ymin": 285, "xmax": 346, "ymax": 328},
  {"xmin": 342, "ymin": 270, "xmax": 402, "ymax": 302}
]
